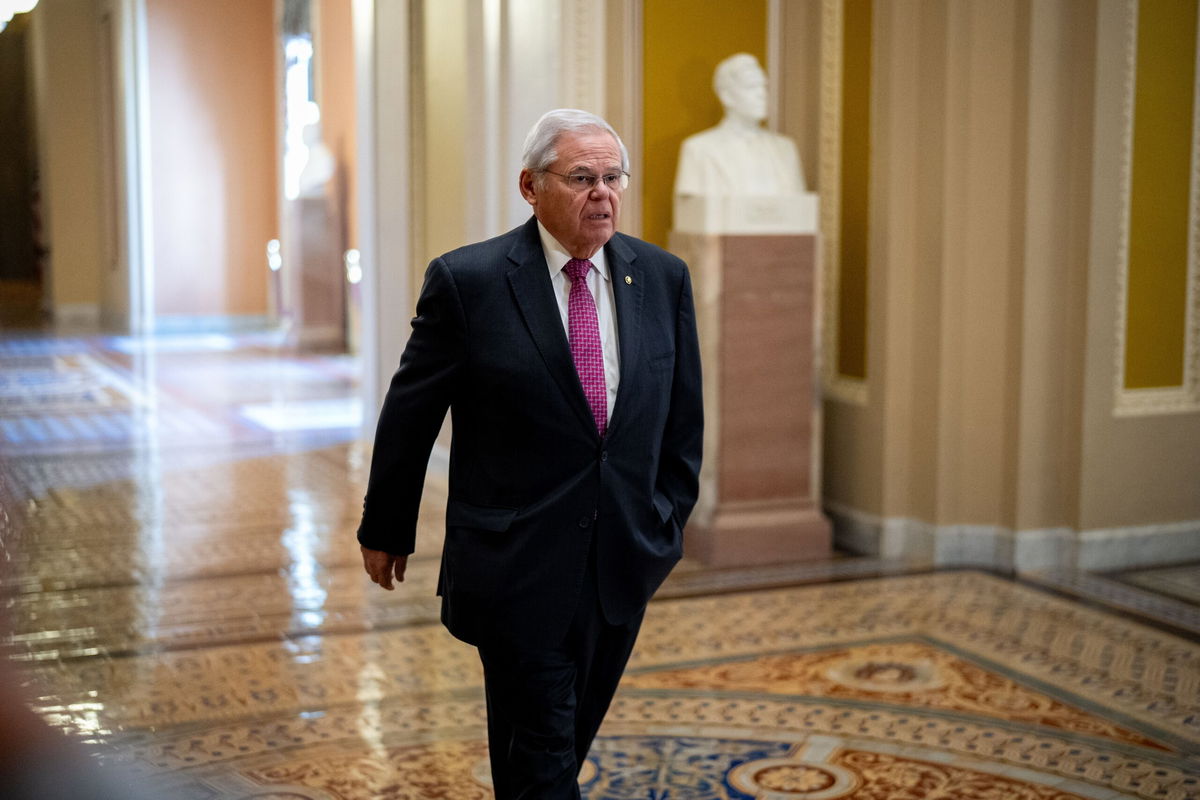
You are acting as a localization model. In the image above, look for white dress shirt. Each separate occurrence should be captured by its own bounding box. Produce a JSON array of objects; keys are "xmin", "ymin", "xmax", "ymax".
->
[{"xmin": 537, "ymin": 221, "xmax": 620, "ymax": 423}]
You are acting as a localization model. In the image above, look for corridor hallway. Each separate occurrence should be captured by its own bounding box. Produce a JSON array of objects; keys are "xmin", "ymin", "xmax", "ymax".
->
[{"xmin": 0, "ymin": 330, "xmax": 1197, "ymax": 799}]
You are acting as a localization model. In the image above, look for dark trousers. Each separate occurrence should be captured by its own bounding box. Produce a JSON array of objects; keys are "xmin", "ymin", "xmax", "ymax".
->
[{"xmin": 477, "ymin": 558, "xmax": 644, "ymax": 800}]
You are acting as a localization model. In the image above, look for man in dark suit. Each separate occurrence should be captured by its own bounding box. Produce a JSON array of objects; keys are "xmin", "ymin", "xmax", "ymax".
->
[{"xmin": 357, "ymin": 108, "xmax": 703, "ymax": 799}]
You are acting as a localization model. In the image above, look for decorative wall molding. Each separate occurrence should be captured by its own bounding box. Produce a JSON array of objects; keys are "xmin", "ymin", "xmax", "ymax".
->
[
  {"xmin": 825, "ymin": 500, "xmax": 1200, "ymax": 572},
  {"xmin": 819, "ymin": 0, "xmax": 867, "ymax": 406},
  {"xmin": 604, "ymin": 0, "xmax": 642, "ymax": 238},
  {"xmin": 1114, "ymin": 385, "xmax": 1200, "ymax": 417},
  {"xmin": 354, "ymin": 0, "xmax": 416, "ymax": 426},
  {"xmin": 625, "ymin": 0, "xmax": 643, "ymax": 239},
  {"xmin": 767, "ymin": 0, "xmax": 783, "ymax": 131},
  {"xmin": 1112, "ymin": 0, "xmax": 1200, "ymax": 416},
  {"xmin": 560, "ymin": 0, "xmax": 605, "ymax": 114},
  {"xmin": 1188, "ymin": 1, "xmax": 1200, "ymax": 408},
  {"xmin": 116, "ymin": 0, "xmax": 155, "ymax": 335},
  {"xmin": 464, "ymin": 0, "xmax": 502, "ymax": 241}
]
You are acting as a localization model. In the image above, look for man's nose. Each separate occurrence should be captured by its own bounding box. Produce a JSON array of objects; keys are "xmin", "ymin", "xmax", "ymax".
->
[{"xmin": 589, "ymin": 181, "xmax": 611, "ymax": 198}]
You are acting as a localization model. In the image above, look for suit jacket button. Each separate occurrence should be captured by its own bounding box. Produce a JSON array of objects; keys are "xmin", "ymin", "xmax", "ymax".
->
[
  {"xmin": 578, "ymin": 516, "xmax": 592, "ymax": 528},
  {"xmin": 600, "ymin": 450, "xmax": 608, "ymax": 462}
]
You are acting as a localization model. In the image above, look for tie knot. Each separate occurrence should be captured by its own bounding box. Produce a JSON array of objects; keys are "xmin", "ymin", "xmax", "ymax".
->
[{"xmin": 564, "ymin": 259, "xmax": 593, "ymax": 283}]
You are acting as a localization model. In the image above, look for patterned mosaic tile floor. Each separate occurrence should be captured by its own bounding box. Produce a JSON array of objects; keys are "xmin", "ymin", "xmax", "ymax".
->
[
  {"xmin": 1, "ymin": 331, "xmax": 1198, "ymax": 799},
  {"xmin": 1118, "ymin": 564, "xmax": 1200, "ymax": 607}
]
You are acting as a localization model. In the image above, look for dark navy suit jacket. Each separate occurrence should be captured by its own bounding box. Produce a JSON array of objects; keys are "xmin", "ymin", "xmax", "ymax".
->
[{"xmin": 357, "ymin": 217, "xmax": 703, "ymax": 649}]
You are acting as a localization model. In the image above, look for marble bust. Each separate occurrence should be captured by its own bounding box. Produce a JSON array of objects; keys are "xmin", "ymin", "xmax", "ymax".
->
[
  {"xmin": 298, "ymin": 121, "xmax": 337, "ymax": 198},
  {"xmin": 674, "ymin": 53, "xmax": 806, "ymax": 198}
]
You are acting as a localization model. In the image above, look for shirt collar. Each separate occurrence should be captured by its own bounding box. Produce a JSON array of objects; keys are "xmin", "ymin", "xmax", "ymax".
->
[{"xmin": 537, "ymin": 221, "xmax": 610, "ymax": 282}]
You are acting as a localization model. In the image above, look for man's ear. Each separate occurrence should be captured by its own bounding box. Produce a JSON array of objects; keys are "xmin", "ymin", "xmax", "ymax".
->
[{"xmin": 518, "ymin": 169, "xmax": 538, "ymax": 206}]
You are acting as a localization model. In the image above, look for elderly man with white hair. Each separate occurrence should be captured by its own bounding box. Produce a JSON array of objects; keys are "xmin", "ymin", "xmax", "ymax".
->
[{"xmin": 357, "ymin": 108, "xmax": 704, "ymax": 799}]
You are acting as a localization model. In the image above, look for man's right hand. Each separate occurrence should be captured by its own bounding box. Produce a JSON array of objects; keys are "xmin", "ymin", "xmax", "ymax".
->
[{"xmin": 361, "ymin": 546, "xmax": 409, "ymax": 590}]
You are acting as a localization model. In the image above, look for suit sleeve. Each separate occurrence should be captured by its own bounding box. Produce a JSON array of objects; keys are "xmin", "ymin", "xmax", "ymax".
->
[
  {"xmin": 656, "ymin": 265, "xmax": 704, "ymax": 529},
  {"xmin": 357, "ymin": 258, "xmax": 467, "ymax": 555}
]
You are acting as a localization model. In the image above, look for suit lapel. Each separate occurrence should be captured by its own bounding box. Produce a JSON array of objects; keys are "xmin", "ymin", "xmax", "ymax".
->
[
  {"xmin": 506, "ymin": 218, "xmax": 598, "ymax": 436},
  {"xmin": 606, "ymin": 234, "xmax": 642, "ymax": 436}
]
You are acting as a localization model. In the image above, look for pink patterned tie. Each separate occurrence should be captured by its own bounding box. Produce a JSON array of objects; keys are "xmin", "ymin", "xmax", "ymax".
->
[{"xmin": 564, "ymin": 258, "xmax": 607, "ymax": 436}]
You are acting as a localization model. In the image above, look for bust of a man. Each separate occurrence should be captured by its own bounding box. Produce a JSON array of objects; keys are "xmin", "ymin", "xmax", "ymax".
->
[
  {"xmin": 298, "ymin": 121, "xmax": 337, "ymax": 198},
  {"xmin": 675, "ymin": 53, "xmax": 806, "ymax": 197}
]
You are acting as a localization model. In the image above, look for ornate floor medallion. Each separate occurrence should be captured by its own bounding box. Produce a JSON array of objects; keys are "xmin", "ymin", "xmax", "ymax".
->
[
  {"xmin": 822, "ymin": 654, "xmax": 943, "ymax": 693},
  {"xmin": 727, "ymin": 756, "xmax": 859, "ymax": 798},
  {"xmin": 216, "ymin": 733, "xmax": 1115, "ymax": 799}
]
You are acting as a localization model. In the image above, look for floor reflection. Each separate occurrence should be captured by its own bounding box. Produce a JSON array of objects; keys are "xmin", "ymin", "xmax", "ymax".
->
[{"xmin": 1, "ymin": 330, "xmax": 1197, "ymax": 799}]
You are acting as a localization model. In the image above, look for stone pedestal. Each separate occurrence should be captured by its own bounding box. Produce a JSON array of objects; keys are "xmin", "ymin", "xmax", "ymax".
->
[
  {"xmin": 670, "ymin": 230, "xmax": 831, "ymax": 566},
  {"xmin": 284, "ymin": 195, "xmax": 346, "ymax": 349}
]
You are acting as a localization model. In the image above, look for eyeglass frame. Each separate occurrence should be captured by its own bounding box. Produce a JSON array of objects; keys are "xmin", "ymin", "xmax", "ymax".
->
[{"xmin": 538, "ymin": 169, "xmax": 630, "ymax": 193}]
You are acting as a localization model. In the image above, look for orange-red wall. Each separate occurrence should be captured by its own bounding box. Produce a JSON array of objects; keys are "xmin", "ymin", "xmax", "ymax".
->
[
  {"xmin": 318, "ymin": 0, "xmax": 357, "ymax": 251},
  {"xmin": 146, "ymin": 0, "xmax": 277, "ymax": 317}
]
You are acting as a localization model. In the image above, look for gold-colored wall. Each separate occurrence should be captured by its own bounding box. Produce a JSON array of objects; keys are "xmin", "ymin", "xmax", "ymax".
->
[
  {"xmin": 641, "ymin": 0, "xmax": 767, "ymax": 249},
  {"xmin": 837, "ymin": 0, "xmax": 872, "ymax": 380},
  {"xmin": 28, "ymin": 0, "xmax": 106, "ymax": 314},
  {"xmin": 1125, "ymin": 0, "xmax": 1195, "ymax": 389}
]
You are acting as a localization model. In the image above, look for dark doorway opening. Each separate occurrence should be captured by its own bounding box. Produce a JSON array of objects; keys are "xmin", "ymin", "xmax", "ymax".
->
[{"xmin": 0, "ymin": 12, "xmax": 44, "ymax": 329}]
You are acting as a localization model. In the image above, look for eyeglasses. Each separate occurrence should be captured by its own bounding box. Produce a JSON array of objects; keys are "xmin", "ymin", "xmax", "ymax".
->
[{"xmin": 541, "ymin": 169, "xmax": 630, "ymax": 193}]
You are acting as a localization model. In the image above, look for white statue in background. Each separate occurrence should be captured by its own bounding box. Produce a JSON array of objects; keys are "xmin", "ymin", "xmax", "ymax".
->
[
  {"xmin": 675, "ymin": 53, "xmax": 806, "ymax": 198},
  {"xmin": 298, "ymin": 121, "xmax": 336, "ymax": 197}
]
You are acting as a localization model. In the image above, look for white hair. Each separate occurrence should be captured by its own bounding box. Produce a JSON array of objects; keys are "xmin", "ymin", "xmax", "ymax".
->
[{"xmin": 521, "ymin": 109, "xmax": 630, "ymax": 176}]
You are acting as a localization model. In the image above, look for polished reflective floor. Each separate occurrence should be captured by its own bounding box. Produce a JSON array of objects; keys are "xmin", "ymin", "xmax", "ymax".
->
[{"xmin": 1, "ymin": 329, "xmax": 1198, "ymax": 799}]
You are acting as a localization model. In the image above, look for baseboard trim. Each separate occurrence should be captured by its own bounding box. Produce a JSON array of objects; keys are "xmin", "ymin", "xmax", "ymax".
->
[
  {"xmin": 53, "ymin": 303, "xmax": 101, "ymax": 330},
  {"xmin": 288, "ymin": 323, "xmax": 346, "ymax": 349},
  {"xmin": 824, "ymin": 501, "xmax": 1200, "ymax": 572},
  {"xmin": 153, "ymin": 314, "xmax": 274, "ymax": 334},
  {"xmin": 1077, "ymin": 521, "xmax": 1200, "ymax": 571}
]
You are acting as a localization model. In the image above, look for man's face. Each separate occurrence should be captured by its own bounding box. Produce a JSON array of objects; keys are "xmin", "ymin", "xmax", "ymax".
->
[
  {"xmin": 721, "ymin": 65, "xmax": 768, "ymax": 122},
  {"xmin": 519, "ymin": 130, "xmax": 623, "ymax": 259}
]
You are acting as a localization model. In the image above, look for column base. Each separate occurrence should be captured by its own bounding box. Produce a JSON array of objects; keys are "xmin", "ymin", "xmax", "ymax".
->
[{"xmin": 684, "ymin": 501, "xmax": 833, "ymax": 567}]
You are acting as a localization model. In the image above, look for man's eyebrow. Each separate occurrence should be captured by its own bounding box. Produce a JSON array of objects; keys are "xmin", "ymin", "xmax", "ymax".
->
[{"xmin": 566, "ymin": 164, "xmax": 623, "ymax": 173}]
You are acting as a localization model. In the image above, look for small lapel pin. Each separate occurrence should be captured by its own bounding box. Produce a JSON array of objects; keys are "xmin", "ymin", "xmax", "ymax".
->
[{"xmin": 624, "ymin": 275, "xmax": 633, "ymax": 285}]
